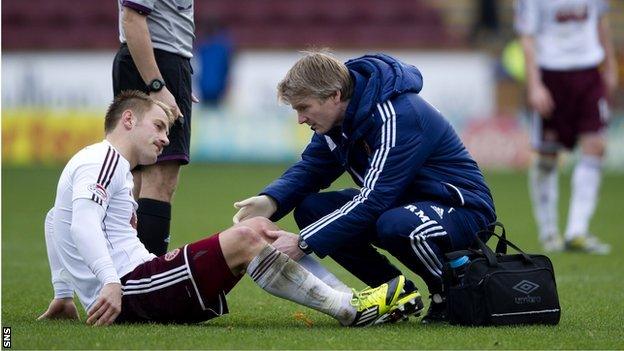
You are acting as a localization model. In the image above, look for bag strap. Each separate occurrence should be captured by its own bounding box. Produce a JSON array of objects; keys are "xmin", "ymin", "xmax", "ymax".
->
[
  {"xmin": 490, "ymin": 221, "xmax": 508, "ymax": 254},
  {"xmin": 473, "ymin": 235, "xmax": 499, "ymax": 267},
  {"xmin": 489, "ymin": 232, "xmax": 534, "ymax": 263},
  {"xmin": 476, "ymin": 222, "xmax": 534, "ymax": 266}
]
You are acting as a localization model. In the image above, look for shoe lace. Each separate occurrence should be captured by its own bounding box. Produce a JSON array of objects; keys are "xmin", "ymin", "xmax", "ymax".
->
[{"xmin": 350, "ymin": 286, "xmax": 380, "ymax": 308}]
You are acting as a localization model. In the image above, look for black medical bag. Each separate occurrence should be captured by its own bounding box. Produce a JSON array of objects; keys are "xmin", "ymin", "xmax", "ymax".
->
[{"xmin": 444, "ymin": 223, "xmax": 561, "ymax": 326}]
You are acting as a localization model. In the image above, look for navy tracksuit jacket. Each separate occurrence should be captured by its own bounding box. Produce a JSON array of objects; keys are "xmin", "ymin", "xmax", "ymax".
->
[{"xmin": 261, "ymin": 54, "xmax": 496, "ymax": 289}]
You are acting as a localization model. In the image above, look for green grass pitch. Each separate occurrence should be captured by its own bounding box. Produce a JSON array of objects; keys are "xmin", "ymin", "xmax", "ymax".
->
[{"xmin": 2, "ymin": 164, "xmax": 623, "ymax": 349}]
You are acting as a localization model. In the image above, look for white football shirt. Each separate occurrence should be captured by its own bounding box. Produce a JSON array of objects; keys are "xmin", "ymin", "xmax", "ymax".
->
[
  {"xmin": 48, "ymin": 140, "xmax": 155, "ymax": 310},
  {"xmin": 515, "ymin": 0, "xmax": 608, "ymax": 70}
]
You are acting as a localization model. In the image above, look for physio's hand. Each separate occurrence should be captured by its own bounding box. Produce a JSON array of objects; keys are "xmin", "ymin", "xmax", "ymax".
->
[
  {"xmin": 150, "ymin": 86, "xmax": 182, "ymax": 119},
  {"xmin": 265, "ymin": 230, "xmax": 305, "ymax": 261},
  {"xmin": 86, "ymin": 283, "xmax": 122, "ymax": 326},
  {"xmin": 37, "ymin": 298, "xmax": 79, "ymax": 321},
  {"xmin": 232, "ymin": 195, "xmax": 277, "ymax": 224},
  {"xmin": 527, "ymin": 81, "xmax": 555, "ymax": 118}
]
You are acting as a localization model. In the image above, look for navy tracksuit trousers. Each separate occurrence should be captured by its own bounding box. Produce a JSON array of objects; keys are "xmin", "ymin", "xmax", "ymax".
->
[{"xmin": 294, "ymin": 189, "xmax": 488, "ymax": 294}]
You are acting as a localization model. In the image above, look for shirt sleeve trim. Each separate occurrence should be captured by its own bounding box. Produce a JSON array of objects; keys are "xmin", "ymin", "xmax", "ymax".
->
[{"xmin": 122, "ymin": 1, "xmax": 152, "ymax": 15}]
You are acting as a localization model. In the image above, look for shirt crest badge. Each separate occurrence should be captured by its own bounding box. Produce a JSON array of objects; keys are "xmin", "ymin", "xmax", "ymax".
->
[{"xmin": 164, "ymin": 248, "xmax": 180, "ymax": 261}]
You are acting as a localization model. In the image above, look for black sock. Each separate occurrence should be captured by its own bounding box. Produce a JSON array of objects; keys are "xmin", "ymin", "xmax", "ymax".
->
[{"xmin": 136, "ymin": 198, "xmax": 171, "ymax": 256}]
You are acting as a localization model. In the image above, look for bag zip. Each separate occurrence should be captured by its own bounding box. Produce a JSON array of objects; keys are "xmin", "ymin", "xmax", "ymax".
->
[{"xmin": 476, "ymin": 266, "xmax": 554, "ymax": 286}]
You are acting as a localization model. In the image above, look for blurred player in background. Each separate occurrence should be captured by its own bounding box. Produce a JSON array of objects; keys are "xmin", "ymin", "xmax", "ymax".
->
[
  {"xmin": 233, "ymin": 51, "xmax": 496, "ymax": 323},
  {"xmin": 37, "ymin": 91, "xmax": 417, "ymax": 327},
  {"xmin": 112, "ymin": 0, "xmax": 196, "ymax": 255},
  {"xmin": 515, "ymin": 0, "xmax": 618, "ymax": 254}
]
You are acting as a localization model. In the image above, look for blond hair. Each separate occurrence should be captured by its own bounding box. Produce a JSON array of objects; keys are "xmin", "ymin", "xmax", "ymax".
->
[
  {"xmin": 277, "ymin": 50, "xmax": 353, "ymax": 105},
  {"xmin": 104, "ymin": 90, "xmax": 175, "ymax": 133}
]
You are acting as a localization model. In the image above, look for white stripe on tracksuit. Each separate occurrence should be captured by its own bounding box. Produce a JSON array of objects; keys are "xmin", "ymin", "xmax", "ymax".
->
[
  {"xmin": 408, "ymin": 220, "xmax": 448, "ymax": 277},
  {"xmin": 301, "ymin": 101, "xmax": 396, "ymax": 241}
]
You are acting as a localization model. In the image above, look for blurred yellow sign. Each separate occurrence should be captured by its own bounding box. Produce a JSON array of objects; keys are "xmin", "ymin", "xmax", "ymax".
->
[{"xmin": 2, "ymin": 109, "xmax": 103, "ymax": 165}]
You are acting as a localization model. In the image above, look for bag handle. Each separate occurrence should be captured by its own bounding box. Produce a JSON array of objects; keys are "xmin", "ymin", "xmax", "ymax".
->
[
  {"xmin": 489, "ymin": 232, "xmax": 533, "ymax": 263},
  {"xmin": 473, "ymin": 234, "xmax": 499, "ymax": 267},
  {"xmin": 486, "ymin": 221, "xmax": 508, "ymax": 254},
  {"xmin": 476, "ymin": 222, "xmax": 534, "ymax": 266}
]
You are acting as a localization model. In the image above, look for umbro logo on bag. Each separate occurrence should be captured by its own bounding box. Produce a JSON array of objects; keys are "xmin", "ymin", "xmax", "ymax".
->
[{"xmin": 513, "ymin": 280, "xmax": 540, "ymax": 294}]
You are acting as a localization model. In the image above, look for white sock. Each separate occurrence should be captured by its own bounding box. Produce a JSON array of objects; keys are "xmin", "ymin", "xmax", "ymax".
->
[
  {"xmin": 297, "ymin": 255, "xmax": 352, "ymax": 294},
  {"xmin": 565, "ymin": 155, "xmax": 602, "ymax": 240},
  {"xmin": 247, "ymin": 245, "xmax": 355, "ymax": 325},
  {"xmin": 529, "ymin": 157, "xmax": 559, "ymax": 241}
]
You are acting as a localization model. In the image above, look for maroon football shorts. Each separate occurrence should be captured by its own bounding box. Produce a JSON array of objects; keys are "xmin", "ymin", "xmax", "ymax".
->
[
  {"xmin": 116, "ymin": 233, "xmax": 243, "ymax": 324},
  {"xmin": 531, "ymin": 67, "xmax": 609, "ymax": 151}
]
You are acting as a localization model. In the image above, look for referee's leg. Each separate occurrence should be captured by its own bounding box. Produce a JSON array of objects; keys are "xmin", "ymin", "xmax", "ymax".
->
[
  {"xmin": 135, "ymin": 161, "xmax": 180, "ymax": 255},
  {"xmin": 112, "ymin": 46, "xmax": 192, "ymax": 256}
]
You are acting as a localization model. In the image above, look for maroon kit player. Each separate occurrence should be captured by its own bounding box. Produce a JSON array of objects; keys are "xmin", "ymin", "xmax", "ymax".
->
[{"xmin": 516, "ymin": 0, "xmax": 617, "ymax": 254}]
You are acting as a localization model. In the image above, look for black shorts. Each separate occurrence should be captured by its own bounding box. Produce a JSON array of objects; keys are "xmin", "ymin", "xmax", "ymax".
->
[{"xmin": 112, "ymin": 44, "xmax": 192, "ymax": 164}]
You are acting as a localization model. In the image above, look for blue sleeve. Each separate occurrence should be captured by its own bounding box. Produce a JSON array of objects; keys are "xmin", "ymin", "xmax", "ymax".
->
[
  {"xmin": 300, "ymin": 99, "xmax": 447, "ymax": 257},
  {"xmin": 261, "ymin": 133, "xmax": 344, "ymax": 221}
]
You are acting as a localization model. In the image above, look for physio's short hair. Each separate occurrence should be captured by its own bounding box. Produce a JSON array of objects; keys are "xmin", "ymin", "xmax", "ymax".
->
[
  {"xmin": 277, "ymin": 50, "xmax": 353, "ymax": 106},
  {"xmin": 104, "ymin": 90, "xmax": 174, "ymax": 133}
]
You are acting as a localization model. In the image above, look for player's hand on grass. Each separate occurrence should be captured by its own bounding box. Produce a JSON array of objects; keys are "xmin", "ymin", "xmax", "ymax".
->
[
  {"xmin": 265, "ymin": 230, "xmax": 304, "ymax": 261},
  {"xmin": 233, "ymin": 195, "xmax": 277, "ymax": 224},
  {"xmin": 37, "ymin": 298, "xmax": 79, "ymax": 321},
  {"xmin": 87, "ymin": 283, "xmax": 122, "ymax": 326},
  {"xmin": 150, "ymin": 87, "xmax": 182, "ymax": 120},
  {"xmin": 527, "ymin": 81, "xmax": 555, "ymax": 118}
]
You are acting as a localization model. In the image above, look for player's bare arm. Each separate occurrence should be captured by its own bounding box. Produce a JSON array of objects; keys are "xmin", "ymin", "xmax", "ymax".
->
[
  {"xmin": 122, "ymin": 7, "xmax": 181, "ymax": 118},
  {"xmin": 598, "ymin": 15, "xmax": 619, "ymax": 96},
  {"xmin": 520, "ymin": 35, "xmax": 554, "ymax": 118}
]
